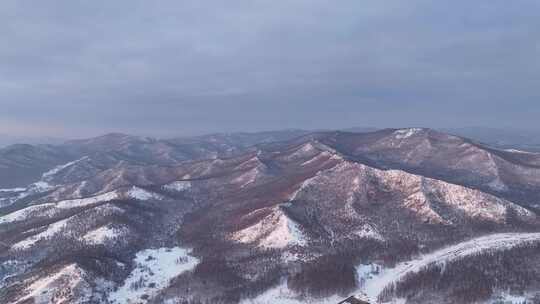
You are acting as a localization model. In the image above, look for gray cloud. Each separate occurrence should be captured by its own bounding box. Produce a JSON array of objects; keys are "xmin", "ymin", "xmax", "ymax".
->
[{"xmin": 1, "ymin": 0, "xmax": 539, "ymax": 137}]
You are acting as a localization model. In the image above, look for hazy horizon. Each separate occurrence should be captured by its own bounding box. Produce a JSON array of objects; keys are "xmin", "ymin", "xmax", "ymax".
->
[
  {"xmin": 2, "ymin": 1, "xmax": 539, "ymax": 137},
  {"xmin": 3, "ymin": 125, "xmax": 540, "ymax": 148}
]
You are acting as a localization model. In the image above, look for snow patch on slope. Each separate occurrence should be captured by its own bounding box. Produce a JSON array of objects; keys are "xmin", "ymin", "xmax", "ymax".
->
[
  {"xmin": 403, "ymin": 191, "xmax": 449, "ymax": 224},
  {"xmin": 432, "ymin": 181, "xmax": 532, "ymax": 222},
  {"xmin": 108, "ymin": 247, "xmax": 199, "ymax": 304},
  {"xmin": 0, "ymin": 188, "xmax": 27, "ymax": 207},
  {"xmin": 504, "ymin": 148, "xmax": 539, "ymax": 155},
  {"xmin": 56, "ymin": 190, "xmax": 121, "ymax": 209},
  {"xmin": 233, "ymin": 167, "xmax": 263, "ymax": 188},
  {"xmin": 0, "ymin": 203, "xmax": 56, "ymax": 224},
  {"xmin": 83, "ymin": 224, "xmax": 127, "ymax": 245},
  {"xmin": 11, "ymin": 217, "xmax": 71, "ymax": 250},
  {"xmin": 289, "ymin": 173, "xmax": 320, "ymax": 201},
  {"xmin": 127, "ymin": 186, "xmax": 163, "ymax": 200},
  {"xmin": 0, "ymin": 260, "xmax": 28, "ymax": 289},
  {"xmin": 353, "ymin": 223, "xmax": 385, "ymax": 241},
  {"xmin": 490, "ymin": 292, "xmax": 528, "ymax": 304},
  {"xmin": 394, "ymin": 128, "xmax": 422, "ymax": 139},
  {"xmin": 0, "ymin": 181, "xmax": 55, "ymax": 207},
  {"xmin": 486, "ymin": 177, "xmax": 509, "ymax": 192},
  {"xmin": 300, "ymin": 151, "xmax": 329, "ymax": 166},
  {"xmin": 163, "ymin": 181, "xmax": 191, "ymax": 192},
  {"xmin": 280, "ymin": 142, "xmax": 320, "ymax": 162},
  {"xmin": 15, "ymin": 263, "xmax": 93, "ymax": 304},
  {"xmin": 41, "ymin": 157, "xmax": 89, "ymax": 181},
  {"xmin": 232, "ymin": 208, "xmax": 307, "ymax": 249},
  {"xmin": 1, "ymin": 187, "xmax": 161, "ymax": 227},
  {"xmin": 29, "ymin": 181, "xmax": 54, "ymax": 192},
  {"xmin": 295, "ymin": 142, "xmax": 317, "ymax": 156}
]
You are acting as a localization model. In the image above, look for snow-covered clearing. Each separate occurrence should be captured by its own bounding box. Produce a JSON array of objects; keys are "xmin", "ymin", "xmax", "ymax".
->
[
  {"xmin": 357, "ymin": 232, "xmax": 540, "ymax": 303},
  {"xmin": 108, "ymin": 247, "xmax": 199, "ymax": 304}
]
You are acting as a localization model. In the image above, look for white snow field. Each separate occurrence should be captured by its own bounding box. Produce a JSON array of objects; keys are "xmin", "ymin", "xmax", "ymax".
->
[
  {"xmin": 108, "ymin": 247, "xmax": 199, "ymax": 304},
  {"xmin": 239, "ymin": 279, "xmax": 343, "ymax": 304}
]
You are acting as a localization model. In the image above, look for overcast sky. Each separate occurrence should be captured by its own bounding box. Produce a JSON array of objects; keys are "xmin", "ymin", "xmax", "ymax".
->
[{"xmin": 1, "ymin": 0, "xmax": 539, "ymax": 137}]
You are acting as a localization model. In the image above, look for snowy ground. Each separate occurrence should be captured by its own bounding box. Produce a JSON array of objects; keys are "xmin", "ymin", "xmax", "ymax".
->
[
  {"xmin": 491, "ymin": 292, "xmax": 528, "ymax": 304},
  {"xmin": 239, "ymin": 279, "xmax": 343, "ymax": 304},
  {"xmin": 356, "ymin": 232, "xmax": 540, "ymax": 303},
  {"xmin": 108, "ymin": 247, "xmax": 199, "ymax": 304}
]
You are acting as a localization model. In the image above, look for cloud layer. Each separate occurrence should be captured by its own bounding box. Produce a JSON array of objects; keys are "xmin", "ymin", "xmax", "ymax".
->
[{"xmin": 1, "ymin": 1, "xmax": 539, "ymax": 136}]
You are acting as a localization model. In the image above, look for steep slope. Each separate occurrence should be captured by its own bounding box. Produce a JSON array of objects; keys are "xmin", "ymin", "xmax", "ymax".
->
[{"xmin": 316, "ymin": 128, "xmax": 540, "ymax": 211}]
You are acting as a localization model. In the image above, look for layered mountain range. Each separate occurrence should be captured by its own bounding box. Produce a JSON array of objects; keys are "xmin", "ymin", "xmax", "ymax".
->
[{"xmin": 1, "ymin": 128, "xmax": 540, "ymax": 304}]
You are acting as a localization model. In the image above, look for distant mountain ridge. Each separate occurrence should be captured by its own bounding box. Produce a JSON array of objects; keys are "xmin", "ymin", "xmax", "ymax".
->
[{"xmin": 0, "ymin": 134, "xmax": 66, "ymax": 148}]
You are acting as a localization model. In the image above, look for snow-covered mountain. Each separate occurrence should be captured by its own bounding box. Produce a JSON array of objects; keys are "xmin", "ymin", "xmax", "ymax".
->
[{"xmin": 1, "ymin": 128, "xmax": 540, "ymax": 304}]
